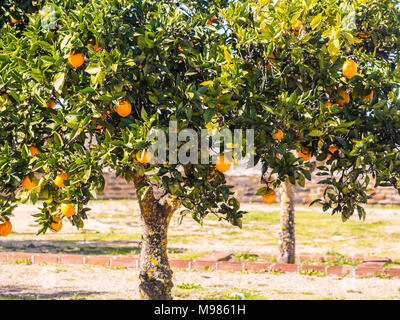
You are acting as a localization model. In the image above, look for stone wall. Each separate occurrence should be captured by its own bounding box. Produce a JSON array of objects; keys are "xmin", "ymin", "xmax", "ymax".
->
[{"xmin": 99, "ymin": 166, "xmax": 400, "ymax": 205}]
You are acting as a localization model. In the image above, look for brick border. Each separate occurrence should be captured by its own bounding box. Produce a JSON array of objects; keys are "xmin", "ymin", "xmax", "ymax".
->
[{"xmin": 0, "ymin": 251, "xmax": 399, "ymax": 278}]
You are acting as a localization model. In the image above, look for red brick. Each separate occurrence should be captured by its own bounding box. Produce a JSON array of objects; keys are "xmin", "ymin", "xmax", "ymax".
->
[
  {"xmin": 298, "ymin": 254, "xmax": 313, "ymax": 262},
  {"xmin": 355, "ymin": 266, "xmax": 383, "ymax": 276},
  {"xmin": 326, "ymin": 266, "xmax": 344, "ymax": 275},
  {"xmin": 85, "ymin": 256, "xmax": 111, "ymax": 267},
  {"xmin": 32, "ymin": 254, "xmax": 59, "ymax": 264},
  {"xmin": 195, "ymin": 251, "xmax": 232, "ymax": 262},
  {"xmin": 7, "ymin": 252, "xmax": 33, "ymax": 262},
  {"xmin": 243, "ymin": 262, "xmax": 273, "ymax": 272},
  {"xmin": 59, "ymin": 254, "xmax": 85, "ymax": 265},
  {"xmin": 271, "ymin": 263, "xmax": 299, "ymax": 273},
  {"xmin": 324, "ymin": 255, "xmax": 337, "ymax": 261},
  {"xmin": 363, "ymin": 257, "xmax": 390, "ymax": 263},
  {"xmin": 169, "ymin": 259, "xmax": 190, "ymax": 269},
  {"xmin": 383, "ymin": 268, "xmax": 400, "ymax": 278},
  {"xmin": 300, "ymin": 264, "xmax": 326, "ymax": 273},
  {"xmin": 0, "ymin": 252, "xmax": 8, "ymax": 262},
  {"xmin": 191, "ymin": 260, "xmax": 217, "ymax": 270},
  {"xmin": 217, "ymin": 261, "xmax": 243, "ymax": 271},
  {"xmin": 110, "ymin": 256, "xmax": 138, "ymax": 268},
  {"xmin": 361, "ymin": 262, "xmax": 386, "ymax": 268}
]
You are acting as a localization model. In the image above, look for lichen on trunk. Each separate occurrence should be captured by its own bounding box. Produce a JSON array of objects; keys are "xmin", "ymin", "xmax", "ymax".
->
[
  {"xmin": 133, "ymin": 174, "xmax": 180, "ymax": 300},
  {"xmin": 278, "ymin": 179, "xmax": 295, "ymax": 264}
]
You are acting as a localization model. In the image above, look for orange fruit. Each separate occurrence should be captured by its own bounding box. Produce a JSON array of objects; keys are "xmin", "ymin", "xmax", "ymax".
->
[
  {"xmin": 324, "ymin": 101, "xmax": 332, "ymax": 107},
  {"xmin": 215, "ymin": 155, "xmax": 231, "ymax": 173},
  {"xmin": 262, "ymin": 189, "xmax": 276, "ymax": 203},
  {"xmin": 327, "ymin": 146, "xmax": 338, "ymax": 159},
  {"xmin": 178, "ymin": 44, "xmax": 184, "ymax": 52},
  {"xmin": 54, "ymin": 176, "xmax": 65, "ymax": 188},
  {"xmin": 10, "ymin": 15, "xmax": 20, "ymax": 24},
  {"xmin": 50, "ymin": 215, "xmax": 62, "ymax": 233},
  {"xmin": 136, "ymin": 151, "xmax": 152, "ymax": 164},
  {"xmin": 359, "ymin": 32, "xmax": 369, "ymax": 38},
  {"xmin": 292, "ymin": 20, "xmax": 303, "ymax": 34},
  {"xmin": 68, "ymin": 51, "xmax": 85, "ymax": 68},
  {"xmin": 266, "ymin": 53, "xmax": 275, "ymax": 69},
  {"xmin": 115, "ymin": 100, "xmax": 132, "ymax": 117},
  {"xmin": 298, "ymin": 149, "xmax": 312, "ymax": 161},
  {"xmin": 21, "ymin": 176, "xmax": 37, "ymax": 190},
  {"xmin": 47, "ymin": 100, "xmax": 56, "ymax": 108},
  {"xmin": 0, "ymin": 219, "xmax": 12, "ymax": 237},
  {"xmin": 364, "ymin": 90, "xmax": 374, "ymax": 100},
  {"xmin": 336, "ymin": 90, "xmax": 350, "ymax": 107},
  {"xmin": 93, "ymin": 44, "xmax": 103, "ymax": 52},
  {"xmin": 30, "ymin": 145, "xmax": 39, "ymax": 156},
  {"xmin": 272, "ymin": 129, "xmax": 284, "ymax": 141},
  {"xmin": 342, "ymin": 60, "xmax": 357, "ymax": 79},
  {"xmin": 207, "ymin": 15, "xmax": 216, "ymax": 24},
  {"xmin": 60, "ymin": 203, "xmax": 76, "ymax": 218}
]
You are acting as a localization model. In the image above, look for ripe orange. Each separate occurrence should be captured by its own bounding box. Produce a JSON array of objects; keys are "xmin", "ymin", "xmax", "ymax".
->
[
  {"xmin": 47, "ymin": 100, "xmax": 56, "ymax": 108},
  {"xmin": 324, "ymin": 101, "xmax": 332, "ymax": 107},
  {"xmin": 60, "ymin": 203, "xmax": 76, "ymax": 218},
  {"xmin": 115, "ymin": 100, "xmax": 132, "ymax": 117},
  {"xmin": 342, "ymin": 60, "xmax": 357, "ymax": 79},
  {"xmin": 292, "ymin": 20, "xmax": 303, "ymax": 35},
  {"xmin": 207, "ymin": 15, "xmax": 216, "ymax": 24},
  {"xmin": 364, "ymin": 90, "xmax": 374, "ymax": 100},
  {"xmin": 21, "ymin": 176, "xmax": 37, "ymax": 190},
  {"xmin": 327, "ymin": 146, "xmax": 338, "ymax": 159},
  {"xmin": 10, "ymin": 15, "xmax": 20, "ymax": 24},
  {"xmin": 50, "ymin": 215, "xmax": 63, "ymax": 233},
  {"xmin": 298, "ymin": 149, "xmax": 312, "ymax": 161},
  {"xmin": 262, "ymin": 189, "xmax": 276, "ymax": 203},
  {"xmin": 266, "ymin": 53, "xmax": 275, "ymax": 69},
  {"xmin": 336, "ymin": 90, "xmax": 350, "ymax": 107},
  {"xmin": 272, "ymin": 129, "xmax": 284, "ymax": 141},
  {"xmin": 136, "ymin": 151, "xmax": 152, "ymax": 164},
  {"xmin": 0, "ymin": 219, "xmax": 12, "ymax": 237},
  {"xmin": 68, "ymin": 51, "xmax": 85, "ymax": 68},
  {"xmin": 178, "ymin": 44, "xmax": 184, "ymax": 52},
  {"xmin": 93, "ymin": 44, "xmax": 103, "ymax": 52},
  {"xmin": 54, "ymin": 173, "xmax": 68, "ymax": 188},
  {"xmin": 30, "ymin": 145, "xmax": 39, "ymax": 156},
  {"xmin": 215, "ymin": 155, "xmax": 231, "ymax": 173}
]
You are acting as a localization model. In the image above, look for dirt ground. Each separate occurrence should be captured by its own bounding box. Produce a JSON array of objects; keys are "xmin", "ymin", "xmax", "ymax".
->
[
  {"xmin": 1, "ymin": 262, "xmax": 400, "ymax": 300},
  {"xmin": 1, "ymin": 200, "xmax": 400, "ymax": 300}
]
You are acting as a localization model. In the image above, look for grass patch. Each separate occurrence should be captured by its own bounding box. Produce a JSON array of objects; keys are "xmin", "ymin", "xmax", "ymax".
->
[{"xmin": 177, "ymin": 283, "xmax": 201, "ymax": 290}]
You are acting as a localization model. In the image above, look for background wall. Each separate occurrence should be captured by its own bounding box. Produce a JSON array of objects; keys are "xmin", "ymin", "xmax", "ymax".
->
[{"xmin": 99, "ymin": 165, "xmax": 400, "ymax": 205}]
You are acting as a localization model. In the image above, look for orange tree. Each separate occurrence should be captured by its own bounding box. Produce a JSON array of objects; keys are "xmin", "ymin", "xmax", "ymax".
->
[
  {"xmin": 220, "ymin": 0, "xmax": 400, "ymax": 263},
  {"xmin": 0, "ymin": 0, "xmax": 245, "ymax": 300}
]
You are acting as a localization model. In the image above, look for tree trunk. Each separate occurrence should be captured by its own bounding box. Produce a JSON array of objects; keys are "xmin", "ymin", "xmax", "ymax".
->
[
  {"xmin": 278, "ymin": 179, "xmax": 295, "ymax": 264},
  {"xmin": 133, "ymin": 174, "xmax": 179, "ymax": 300}
]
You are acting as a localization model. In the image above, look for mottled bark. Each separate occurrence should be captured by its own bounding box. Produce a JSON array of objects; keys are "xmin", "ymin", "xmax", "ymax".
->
[
  {"xmin": 133, "ymin": 174, "xmax": 179, "ymax": 300},
  {"xmin": 278, "ymin": 179, "xmax": 295, "ymax": 264}
]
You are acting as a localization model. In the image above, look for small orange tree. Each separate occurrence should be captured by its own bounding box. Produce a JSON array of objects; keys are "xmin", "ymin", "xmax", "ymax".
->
[
  {"xmin": 221, "ymin": 0, "xmax": 400, "ymax": 262},
  {"xmin": 0, "ymin": 0, "xmax": 245, "ymax": 300}
]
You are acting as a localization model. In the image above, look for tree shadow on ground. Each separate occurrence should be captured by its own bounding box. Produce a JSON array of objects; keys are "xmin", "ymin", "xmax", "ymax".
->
[
  {"xmin": 0, "ymin": 285, "xmax": 103, "ymax": 300},
  {"xmin": 0, "ymin": 239, "xmax": 186, "ymax": 256}
]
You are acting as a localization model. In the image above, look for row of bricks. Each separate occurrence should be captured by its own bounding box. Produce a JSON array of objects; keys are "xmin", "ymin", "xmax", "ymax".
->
[{"xmin": 0, "ymin": 252, "xmax": 399, "ymax": 277}]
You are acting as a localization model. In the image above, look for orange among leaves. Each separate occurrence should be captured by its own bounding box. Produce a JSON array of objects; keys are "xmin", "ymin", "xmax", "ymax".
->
[
  {"xmin": 30, "ymin": 145, "xmax": 39, "ymax": 156},
  {"xmin": 50, "ymin": 215, "xmax": 62, "ymax": 233},
  {"xmin": 115, "ymin": 100, "xmax": 132, "ymax": 117},
  {"xmin": 324, "ymin": 101, "xmax": 332, "ymax": 107},
  {"xmin": 292, "ymin": 20, "xmax": 303, "ymax": 35},
  {"xmin": 272, "ymin": 129, "xmax": 284, "ymax": 141},
  {"xmin": 327, "ymin": 146, "xmax": 338, "ymax": 159},
  {"xmin": 9, "ymin": 15, "xmax": 21, "ymax": 24},
  {"xmin": 262, "ymin": 189, "xmax": 276, "ymax": 203},
  {"xmin": 336, "ymin": 90, "xmax": 350, "ymax": 107},
  {"xmin": 215, "ymin": 155, "xmax": 231, "ymax": 173},
  {"xmin": 68, "ymin": 51, "xmax": 85, "ymax": 68},
  {"xmin": 60, "ymin": 203, "xmax": 76, "ymax": 218},
  {"xmin": 364, "ymin": 90, "xmax": 374, "ymax": 100},
  {"xmin": 207, "ymin": 15, "xmax": 216, "ymax": 24},
  {"xmin": 93, "ymin": 44, "xmax": 103, "ymax": 52},
  {"xmin": 21, "ymin": 176, "xmax": 37, "ymax": 190},
  {"xmin": 136, "ymin": 150, "xmax": 152, "ymax": 164},
  {"xmin": 0, "ymin": 219, "xmax": 12, "ymax": 237},
  {"xmin": 298, "ymin": 149, "xmax": 312, "ymax": 161},
  {"xmin": 342, "ymin": 60, "xmax": 358, "ymax": 79},
  {"xmin": 54, "ymin": 173, "xmax": 68, "ymax": 188}
]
